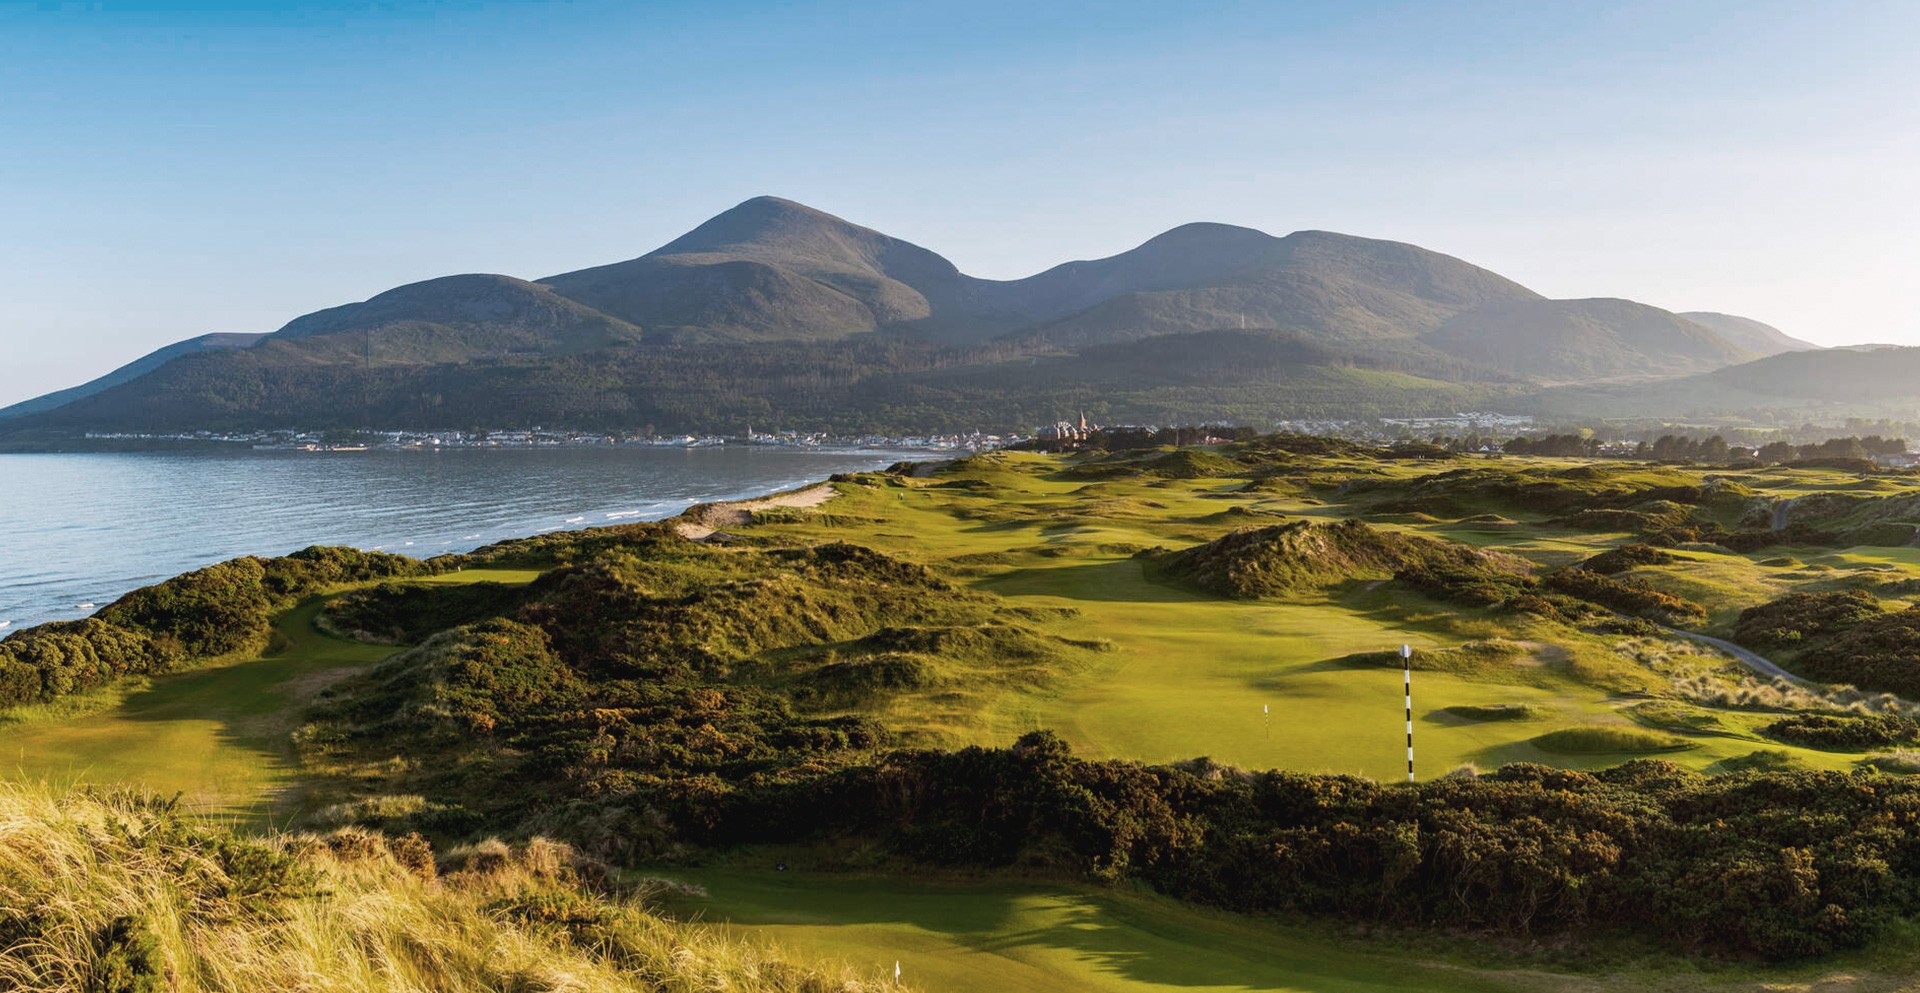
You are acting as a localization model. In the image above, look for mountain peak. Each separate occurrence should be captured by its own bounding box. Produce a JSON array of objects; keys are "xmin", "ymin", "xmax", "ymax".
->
[{"xmin": 653, "ymin": 195, "xmax": 872, "ymax": 258}]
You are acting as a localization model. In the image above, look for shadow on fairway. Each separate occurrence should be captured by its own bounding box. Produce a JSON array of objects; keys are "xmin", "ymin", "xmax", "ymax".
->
[
  {"xmin": 0, "ymin": 597, "xmax": 393, "ymax": 830},
  {"xmin": 664, "ymin": 868, "xmax": 1509, "ymax": 993},
  {"xmin": 981, "ymin": 558, "xmax": 1200, "ymax": 604}
]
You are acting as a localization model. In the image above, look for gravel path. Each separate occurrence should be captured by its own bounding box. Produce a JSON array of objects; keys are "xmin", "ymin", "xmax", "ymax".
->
[{"xmin": 1662, "ymin": 628, "xmax": 1805, "ymax": 683}]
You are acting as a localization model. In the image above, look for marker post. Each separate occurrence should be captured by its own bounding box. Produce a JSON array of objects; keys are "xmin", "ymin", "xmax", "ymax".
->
[{"xmin": 1402, "ymin": 644, "xmax": 1414, "ymax": 783}]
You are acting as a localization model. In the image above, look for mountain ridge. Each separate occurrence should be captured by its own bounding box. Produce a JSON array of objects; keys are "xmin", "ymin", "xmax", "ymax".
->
[{"xmin": 3, "ymin": 196, "xmax": 1841, "ymax": 434}]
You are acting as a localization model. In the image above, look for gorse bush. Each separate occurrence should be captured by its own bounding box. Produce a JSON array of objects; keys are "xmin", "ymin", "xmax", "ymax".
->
[
  {"xmin": 1735, "ymin": 592, "xmax": 1920, "ymax": 698},
  {"xmin": 1580, "ymin": 543, "xmax": 1679, "ymax": 574},
  {"xmin": 1764, "ymin": 713, "xmax": 1920, "ymax": 750},
  {"xmin": 1543, "ymin": 568, "xmax": 1708, "ymax": 627},
  {"xmin": 1734, "ymin": 590, "xmax": 1883, "ymax": 651}
]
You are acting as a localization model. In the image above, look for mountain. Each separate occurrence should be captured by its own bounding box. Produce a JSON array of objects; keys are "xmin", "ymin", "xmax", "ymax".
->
[
  {"xmin": 1677, "ymin": 312, "xmax": 1820, "ymax": 356},
  {"xmin": 1425, "ymin": 298, "xmax": 1758, "ymax": 382},
  {"xmin": 1002, "ymin": 226, "xmax": 1543, "ymax": 353},
  {"xmin": 1532, "ymin": 345, "xmax": 1920, "ymax": 418},
  {"xmin": 0, "ymin": 332, "xmax": 262, "ymax": 421},
  {"xmin": 1706, "ymin": 345, "xmax": 1920, "ymax": 401},
  {"xmin": 2, "ymin": 196, "xmax": 1815, "ymax": 436},
  {"xmin": 541, "ymin": 197, "xmax": 978, "ymax": 342},
  {"xmin": 270, "ymin": 273, "xmax": 642, "ymax": 360}
]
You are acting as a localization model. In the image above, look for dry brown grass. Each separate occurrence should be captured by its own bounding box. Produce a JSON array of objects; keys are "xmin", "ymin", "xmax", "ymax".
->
[{"xmin": 0, "ymin": 782, "xmax": 899, "ymax": 992}]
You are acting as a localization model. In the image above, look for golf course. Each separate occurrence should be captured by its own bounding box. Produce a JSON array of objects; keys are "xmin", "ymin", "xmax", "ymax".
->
[{"xmin": 9, "ymin": 436, "xmax": 1920, "ymax": 989}]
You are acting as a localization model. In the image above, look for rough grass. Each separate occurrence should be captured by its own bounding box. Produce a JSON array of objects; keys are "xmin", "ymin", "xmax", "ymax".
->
[
  {"xmin": 1158, "ymin": 519, "xmax": 1531, "ymax": 598},
  {"xmin": 0, "ymin": 782, "xmax": 895, "ymax": 993},
  {"xmin": 1530, "ymin": 725, "xmax": 1695, "ymax": 755},
  {"xmin": 1441, "ymin": 703, "xmax": 1544, "ymax": 722}
]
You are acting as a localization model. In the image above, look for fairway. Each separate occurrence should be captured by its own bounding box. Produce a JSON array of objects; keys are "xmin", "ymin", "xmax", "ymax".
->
[
  {"xmin": 0, "ymin": 599, "xmax": 391, "ymax": 824},
  {"xmin": 751, "ymin": 452, "xmax": 1890, "ymax": 777},
  {"xmin": 661, "ymin": 868, "xmax": 1522, "ymax": 993}
]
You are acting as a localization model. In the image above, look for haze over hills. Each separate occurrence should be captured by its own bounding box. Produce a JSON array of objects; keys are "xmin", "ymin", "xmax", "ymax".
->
[
  {"xmin": 1534, "ymin": 344, "xmax": 1920, "ymax": 419},
  {"xmin": 0, "ymin": 196, "xmax": 1876, "ymax": 436},
  {"xmin": 1677, "ymin": 311, "xmax": 1820, "ymax": 356}
]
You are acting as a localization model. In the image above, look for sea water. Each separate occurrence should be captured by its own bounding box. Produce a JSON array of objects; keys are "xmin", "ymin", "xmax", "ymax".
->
[{"xmin": 0, "ymin": 446, "xmax": 918, "ymax": 631}]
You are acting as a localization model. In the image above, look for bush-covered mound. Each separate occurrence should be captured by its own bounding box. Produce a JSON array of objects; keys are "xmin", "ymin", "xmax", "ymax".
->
[
  {"xmin": 1542, "ymin": 568, "xmax": 1708, "ymax": 627},
  {"xmin": 1734, "ymin": 590, "xmax": 1884, "ymax": 651},
  {"xmin": 1734, "ymin": 591, "xmax": 1920, "ymax": 697},
  {"xmin": 1764, "ymin": 713, "xmax": 1920, "ymax": 750},
  {"xmin": 1156, "ymin": 520, "xmax": 1712, "ymax": 628},
  {"xmin": 0, "ymin": 546, "xmax": 430, "ymax": 707},
  {"xmin": 1579, "ymin": 543, "xmax": 1679, "ymax": 574},
  {"xmin": 1804, "ymin": 608, "xmax": 1920, "ymax": 698},
  {"xmin": 0, "ymin": 783, "xmax": 890, "ymax": 992},
  {"xmin": 1157, "ymin": 519, "xmax": 1532, "ymax": 598}
]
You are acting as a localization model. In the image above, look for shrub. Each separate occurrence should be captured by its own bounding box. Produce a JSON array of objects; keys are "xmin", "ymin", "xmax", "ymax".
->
[
  {"xmin": 1763, "ymin": 713, "xmax": 1920, "ymax": 750},
  {"xmin": 1580, "ymin": 543, "xmax": 1678, "ymax": 574},
  {"xmin": 1734, "ymin": 590, "xmax": 1883, "ymax": 651},
  {"xmin": 1544, "ymin": 568, "xmax": 1708, "ymax": 627}
]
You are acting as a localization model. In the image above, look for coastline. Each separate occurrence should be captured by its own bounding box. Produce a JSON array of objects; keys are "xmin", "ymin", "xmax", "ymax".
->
[{"xmin": 0, "ymin": 447, "xmax": 928, "ymax": 633}]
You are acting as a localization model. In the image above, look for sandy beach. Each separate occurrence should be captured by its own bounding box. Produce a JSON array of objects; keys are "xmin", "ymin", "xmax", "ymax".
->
[{"xmin": 674, "ymin": 482, "xmax": 840, "ymax": 540}]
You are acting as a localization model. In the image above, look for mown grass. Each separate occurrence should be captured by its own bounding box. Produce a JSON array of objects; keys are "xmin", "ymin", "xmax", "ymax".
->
[
  {"xmin": 661, "ymin": 867, "xmax": 1514, "ymax": 993},
  {"xmin": 0, "ymin": 570, "xmax": 523, "ymax": 826},
  {"xmin": 729, "ymin": 454, "xmax": 1920, "ymax": 778},
  {"xmin": 659, "ymin": 865, "xmax": 1920, "ymax": 993}
]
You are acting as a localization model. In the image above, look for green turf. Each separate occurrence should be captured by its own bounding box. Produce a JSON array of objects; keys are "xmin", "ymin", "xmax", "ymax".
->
[
  {"xmin": 0, "ymin": 598, "xmax": 394, "ymax": 826},
  {"xmin": 0, "ymin": 567, "xmax": 525, "ymax": 826},
  {"xmin": 756, "ymin": 457, "xmax": 1885, "ymax": 777},
  {"xmin": 659, "ymin": 868, "xmax": 1518, "ymax": 993}
]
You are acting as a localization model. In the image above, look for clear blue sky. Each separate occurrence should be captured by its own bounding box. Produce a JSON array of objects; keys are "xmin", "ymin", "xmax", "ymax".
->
[{"xmin": 2, "ymin": 0, "xmax": 1915, "ymax": 406}]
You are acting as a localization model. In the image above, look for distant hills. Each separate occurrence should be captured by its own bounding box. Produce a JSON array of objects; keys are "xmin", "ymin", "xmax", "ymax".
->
[
  {"xmin": 1677, "ymin": 312, "xmax": 1819, "ymax": 356},
  {"xmin": 0, "ymin": 196, "xmax": 1878, "ymax": 435},
  {"xmin": 1536, "ymin": 345, "xmax": 1920, "ymax": 419}
]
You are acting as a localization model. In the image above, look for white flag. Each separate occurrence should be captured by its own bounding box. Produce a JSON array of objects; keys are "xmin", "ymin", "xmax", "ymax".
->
[{"xmin": 895, "ymin": 960, "xmax": 901, "ymax": 980}]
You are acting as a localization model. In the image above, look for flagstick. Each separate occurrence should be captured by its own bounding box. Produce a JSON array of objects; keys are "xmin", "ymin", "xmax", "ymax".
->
[{"xmin": 1402, "ymin": 644, "xmax": 1414, "ymax": 783}]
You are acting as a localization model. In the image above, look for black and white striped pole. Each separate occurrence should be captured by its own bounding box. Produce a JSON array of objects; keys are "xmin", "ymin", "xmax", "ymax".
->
[{"xmin": 1402, "ymin": 644, "xmax": 1414, "ymax": 783}]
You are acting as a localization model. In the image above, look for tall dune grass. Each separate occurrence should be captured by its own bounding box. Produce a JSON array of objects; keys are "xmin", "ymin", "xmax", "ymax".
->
[{"xmin": 0, "ymin": 782, "xmax": 894, "ymax": 992}]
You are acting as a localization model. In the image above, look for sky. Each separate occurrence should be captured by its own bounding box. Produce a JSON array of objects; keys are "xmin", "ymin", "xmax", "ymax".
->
[{"xmin": 1, "ymin": 0, "xmax": 1916, "ymax": 407}]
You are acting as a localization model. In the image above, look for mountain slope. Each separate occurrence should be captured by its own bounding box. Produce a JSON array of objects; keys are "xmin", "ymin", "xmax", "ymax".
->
[
  {"xmin": 1678, "ymin": 311, "xmax": 1820, "ymax": 356},
  {"xmin": 542, "ymin": 196, "xmax": 979, "ymax": 342},
  {"xmin": 1531, "ymin": 345, "xmax": 1920, "ymax": 417},
  {"xmin": 3, "ymin": 196, "xmax": 1796, "ymax": 433},
  {"xmin": 1003, "ymin": 227, "xmax": 1543, "ymax": 350},
  {"xmin": 0, "ymin": 332, "xmax": 262, "ymax": 420},
  {"xmin": 1424, "ymin": 298, "xmax": 1758, "ymax": 382},
  {"xmin": 270, "ymin": 273, "xmax": 643, "ymax": 360}
]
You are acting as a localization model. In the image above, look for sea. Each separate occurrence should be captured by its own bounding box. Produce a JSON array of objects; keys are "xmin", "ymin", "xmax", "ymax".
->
[{"xmin": 0, "ymin": 445, "xmax": 922, "ymax": 633}]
